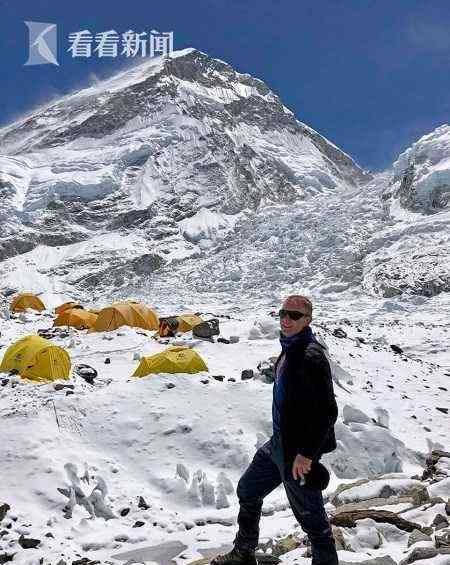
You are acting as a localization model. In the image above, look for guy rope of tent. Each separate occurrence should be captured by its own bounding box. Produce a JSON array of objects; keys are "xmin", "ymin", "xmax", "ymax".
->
[
  {"xmin": 133, "ymin": 346, "xmax": 208, "ymax": 377},
  {"xmin": 0, "ymin": 335, "xmax": 71, "ymax": 383}
]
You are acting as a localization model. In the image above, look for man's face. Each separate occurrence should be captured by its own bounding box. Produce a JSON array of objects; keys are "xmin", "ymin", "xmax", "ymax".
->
[{"xmin": 279, "ymin": 298, "xmax": 310, "ymax": 337}]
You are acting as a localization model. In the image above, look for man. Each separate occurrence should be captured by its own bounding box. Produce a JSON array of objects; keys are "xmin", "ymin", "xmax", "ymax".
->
[{"xmin": 212, "ymin": 295, "xmax": 339, "ymax": 565}]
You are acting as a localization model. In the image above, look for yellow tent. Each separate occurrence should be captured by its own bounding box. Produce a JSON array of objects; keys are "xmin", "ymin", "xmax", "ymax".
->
[
  {"xmin": 0, "ymin": 335, "xmax": 71, "ymax": 382},
  {"xmin": 133, "ymin": 346, "xmax": 208, "ymax": 377},
  {"xmin": 88, "ymin": 308, "xmax": 101, "ymax": 315},
  {"xmin": 177, "ymin": 314, "xmax": 203, "ymax": 333},
  {"xmin": 91, "ymin": 301, "xmax": 159, "ymax": 332},
  {"xmin": 55, "ymin": 301, "xmax": 82, "ymax": 315},
  {"xmin": 159, "ymin": 313, "xmax": 203, "ymax": 336},
  {"xmin": 10, "ymin": 293, "xmax": 45, "ymax": 313},
  {"xmin": 54, "ymin": 308, "xmax": 98, "ymax": 329}
]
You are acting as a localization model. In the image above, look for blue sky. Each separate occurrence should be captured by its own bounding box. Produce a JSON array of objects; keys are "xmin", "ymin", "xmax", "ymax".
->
[{"xmin": 1, "ymin": 0, "xmax": 449, "ymax": 171}]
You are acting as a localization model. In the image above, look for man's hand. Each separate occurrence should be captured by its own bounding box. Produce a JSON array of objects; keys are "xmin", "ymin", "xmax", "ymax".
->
[{"xmin": 292, "ymin": 454, "xmax": 312, "ymax": 480}]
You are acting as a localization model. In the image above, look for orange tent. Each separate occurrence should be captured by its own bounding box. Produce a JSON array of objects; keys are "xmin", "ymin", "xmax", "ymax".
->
[
  {"xmin": 55, "ymin": 301, "xmax": 82, "ymax": 315},
  {"xmin": 10, "ymin": 293, "xmax": 45, "ymax": 313},
  {"xmin": 90, "ymin": 302, "xmax": 159, "ymax": 332},
  {"xmin": 54, "ymin": 308, "xmax": 98, "ymax": 329}
]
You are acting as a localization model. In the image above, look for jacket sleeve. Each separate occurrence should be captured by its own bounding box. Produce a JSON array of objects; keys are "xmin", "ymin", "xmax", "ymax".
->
[{"xmin": 296, "ymin": 350, "xmax": 338, "ymax": 460}]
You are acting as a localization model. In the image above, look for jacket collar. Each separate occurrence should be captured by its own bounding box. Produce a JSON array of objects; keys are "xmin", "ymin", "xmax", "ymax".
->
[{"xmin": 279, "ymin": 326, "xmax": 314, "ymax": 353}]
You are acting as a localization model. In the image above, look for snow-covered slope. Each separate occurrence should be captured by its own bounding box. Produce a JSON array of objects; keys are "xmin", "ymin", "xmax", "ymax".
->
[
  {"xmin": 0, "ymin": 48, "xmax": 368, "ymax": 269},
  {"xmin": 363, "ymin": 126, "xmax": 450, "ymax": 301},
  {"xmin": 0, "ymin": 311, "xmax": 448, "ymax": 564}
]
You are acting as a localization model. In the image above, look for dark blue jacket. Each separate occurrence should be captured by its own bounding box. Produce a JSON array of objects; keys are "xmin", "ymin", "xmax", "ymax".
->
[{"xmin": 273, "ymin": 328, "xmax": 338, "ymax": 466}]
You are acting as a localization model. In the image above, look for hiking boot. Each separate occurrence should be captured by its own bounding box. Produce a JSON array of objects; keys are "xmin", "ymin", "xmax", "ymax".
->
[{"xmin": 210, "ymin": 547, "xmax": 257, "ymax": 565}]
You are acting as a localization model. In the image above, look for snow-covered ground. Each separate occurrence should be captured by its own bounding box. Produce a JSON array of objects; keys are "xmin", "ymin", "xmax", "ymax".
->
[{"xmin": 0, "ymin": 307, "xmax": 448, "ymax": 564}]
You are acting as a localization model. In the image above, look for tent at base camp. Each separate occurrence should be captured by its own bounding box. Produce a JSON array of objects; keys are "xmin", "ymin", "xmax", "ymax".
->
[
  {"xmin": 0, "ymin": 335, "xmax": 71, "ymax": 383},
  {"xmin": 176, "ymin": 314, "xmax": 203, "ymax": 332},
  {"xmin": 54, "ymin": 308, "xmax": 98, "ymax": 329},
  {"xmin": 10, "ymin": 293, "xmax": 46, "ymax": 313},
  {"xmin": 55, "ymin": 301, "xmax": 82, "ymax": 315},
  {"xmin": 91, "ymin": 302, "xmax": 159, "ymax": 332},
  {"xmin": 159, "ymin": 313, "xmax": 203, "ymax": 336},
  {"xmin": 133, "ymin": 346, "xmax": 208, "ymax": 377}
]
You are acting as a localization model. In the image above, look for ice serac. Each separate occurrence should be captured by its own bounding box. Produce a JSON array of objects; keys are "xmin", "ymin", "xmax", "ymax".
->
[
  {"xmin": 362, "ymin": 124, "xmax": 450, "ymax": 300},
  {"xmin": 383, "ymin": 124, "xmax": 450, "ymax": 215},
  {"xmin": 0, "ymin": 48, "xmax": 368, "ymax": 280}
]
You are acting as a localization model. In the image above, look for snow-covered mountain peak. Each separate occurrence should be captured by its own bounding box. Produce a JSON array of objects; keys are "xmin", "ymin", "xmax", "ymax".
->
[{"xmin": 0, "ymin": 48, "xmax": 369, "ymax": 280}]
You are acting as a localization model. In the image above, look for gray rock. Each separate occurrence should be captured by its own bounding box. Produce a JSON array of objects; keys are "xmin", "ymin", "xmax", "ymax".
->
[
  {"xmin": 340, "ymin": 557, "xmax": 397, "ymax": 565},
  {"xmin": 332, "ymin": 526, "xmax": 351, "ymax": 551},
  {"xmin": 408, "ymin": 528, "xmax": 432, "ymax": 547},
  {"xmin": 18, "ymin": 535, "xmax": 41, "ymax": 549},
  {"xmin": 343, "ymin": 404, "xmax": 370, "ymax": 424},
  {"xmin": 241, "ymin": 369, "xmax": 254, "ymax": 380},
  {"xmin": 375, "ymin": 407, "xmax": 390, "ymax": 429},
  {"xmin": 138, "ymin": 496, "xmax": 150, "ymax": 510},
  {"xmin": 229, "ymin": 336, "xmax": 240, "ymax": 343},
  {"xmin": 433, "ymin": 513, "xmax": 449, "ymax": 528},
  {"xmin": 1, "ymin": 288, "xmax": 16, "ymax": 298},
  {"xmin": 0, "ymin": 503, "xmax": 9, "ymax": 522},
  {"xmin": 333, "ymin": 328, "xmax": 347, "ymax": 338},
  {"xmin": 132, "ymin": 520, "xmax": 145, "ymax": 527},
  {"xmin": 217, "ymin": 337, "xmax": 230, "ymax": 344},
  {"xmin": 409, "ymin": 484, "xmax": 430, "ymax": 505},
  {"xmin": 435, "ymin": 529, "xmax": 450, "ymax": 548},
  {"xmin": 54, "ymin": 383, "xmax": 75, "ymax": 391},
  {"xmin": 399, "ymin": 547, "xmax": 438, "ymax": 565}
]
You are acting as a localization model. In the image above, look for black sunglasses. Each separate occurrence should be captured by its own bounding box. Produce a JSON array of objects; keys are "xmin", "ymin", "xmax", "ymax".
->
[{"xmin": 278, "ymin": 309, "xmax": 307, "ymax": 321}]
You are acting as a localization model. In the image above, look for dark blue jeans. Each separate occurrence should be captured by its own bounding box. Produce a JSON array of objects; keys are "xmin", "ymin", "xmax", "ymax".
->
[{"xmin": 234, "ymin": 436, "xmax": 338, "ymax": 565}]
